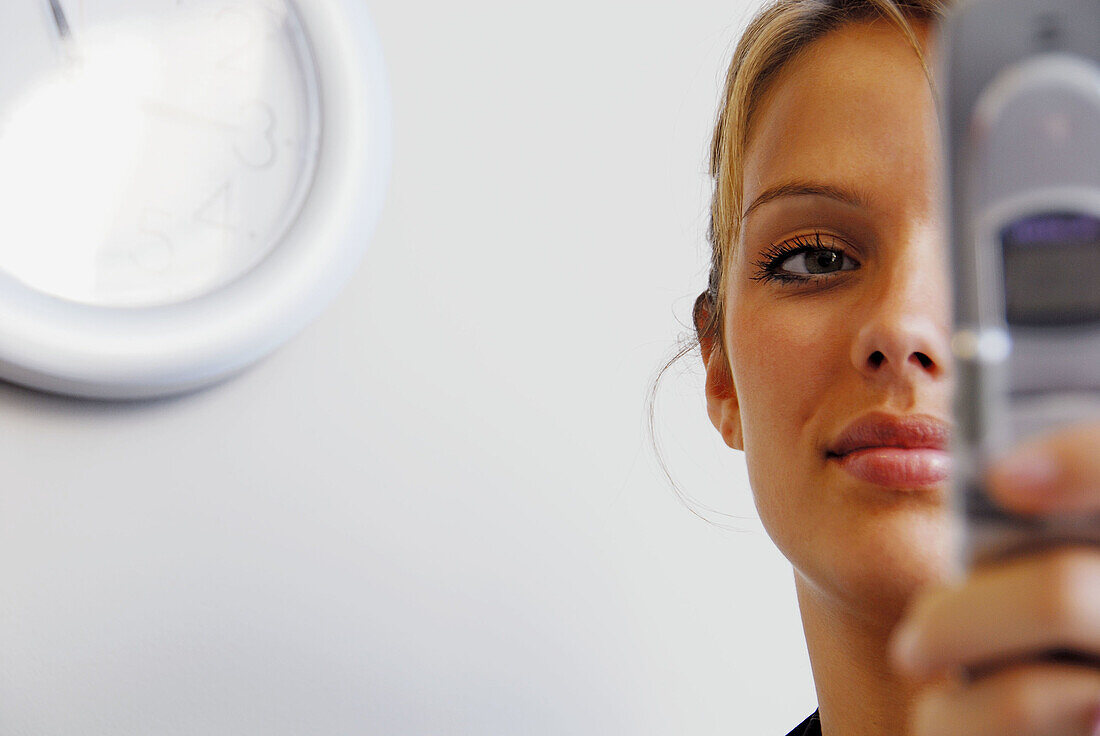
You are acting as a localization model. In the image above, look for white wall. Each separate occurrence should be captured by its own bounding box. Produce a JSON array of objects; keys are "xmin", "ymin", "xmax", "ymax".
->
[{"xmin": 0, "ymin": 1, "xmax": 816, "ymax": 733}]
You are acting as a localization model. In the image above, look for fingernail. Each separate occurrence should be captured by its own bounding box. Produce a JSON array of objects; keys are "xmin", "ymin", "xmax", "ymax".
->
[
  {"xmin": 890, "ymin": 623, "xmax": 924, "ymax": 676},
  {"xmin": 990, "ymin": 448, "xmax": 1059, "ymax": 497}
]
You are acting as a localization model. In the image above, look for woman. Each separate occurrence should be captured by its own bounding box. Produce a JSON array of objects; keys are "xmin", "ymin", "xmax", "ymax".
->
[{"xmin": 695, "ymin": 1, "xmax": 1100, "ymax": 734}]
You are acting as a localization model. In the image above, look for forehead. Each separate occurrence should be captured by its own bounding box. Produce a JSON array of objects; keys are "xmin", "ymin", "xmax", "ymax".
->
[{"xmin": 741, "ymin": 19, "xmax": 940, "ymax": 223}]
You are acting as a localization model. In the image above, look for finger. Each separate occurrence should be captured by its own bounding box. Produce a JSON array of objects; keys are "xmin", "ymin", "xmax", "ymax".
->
[
  {"xmin": 911, "ymin": 662, "xmax": 1100, "ymax": 736},
  {"xmin": 986, "ymin": 421, "xmax": 1100, "ymax": 515},
  {"xmin": 890, "ymin": 547, "xmax": 1100, "ymax": 679}
]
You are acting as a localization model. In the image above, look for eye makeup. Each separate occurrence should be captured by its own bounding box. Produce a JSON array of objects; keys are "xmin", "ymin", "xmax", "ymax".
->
[{"xmin": 750, "ymin": 231, "xmax": 861, "ymax": 285}]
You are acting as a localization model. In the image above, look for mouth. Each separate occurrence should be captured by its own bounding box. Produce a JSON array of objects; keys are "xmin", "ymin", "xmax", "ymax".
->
[{"xmin": 826, "ymin": 412, "xmax": 951, "ymax": 489}]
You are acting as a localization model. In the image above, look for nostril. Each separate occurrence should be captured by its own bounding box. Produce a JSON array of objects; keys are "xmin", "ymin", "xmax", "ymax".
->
[
  {"xmin": 913, "ymin": 352, "xmax": 934, "ymax": 370},
  {"xmin": 868, "ymin": 351, "xmax": 886, "ymax": 369}
]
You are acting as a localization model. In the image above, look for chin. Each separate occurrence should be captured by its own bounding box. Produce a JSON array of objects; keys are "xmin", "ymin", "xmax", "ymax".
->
[{"xmin": 789, "ymin": 497, "xmax": 956, "ymax": 627}]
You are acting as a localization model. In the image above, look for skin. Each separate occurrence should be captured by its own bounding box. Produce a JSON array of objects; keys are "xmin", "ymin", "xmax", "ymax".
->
[{"xmin": 700, "ymin": 19, "xmax": 1100, "ymax": 736}]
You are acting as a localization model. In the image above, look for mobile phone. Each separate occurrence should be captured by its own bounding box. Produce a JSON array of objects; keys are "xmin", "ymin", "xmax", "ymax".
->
[{"xmin": 940, "ymin": 0, "xmax": 1100, "ymax": 571}]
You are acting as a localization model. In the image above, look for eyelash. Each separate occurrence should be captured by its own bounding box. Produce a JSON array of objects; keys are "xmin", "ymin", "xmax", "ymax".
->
[{"xmin": 750, "ymin": 232, "xmax": 859, "ymax": 285}]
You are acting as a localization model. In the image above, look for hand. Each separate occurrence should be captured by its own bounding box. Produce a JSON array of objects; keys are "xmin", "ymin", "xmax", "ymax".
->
[{"xmin": 889, "ymin": 422, "xmax": 1100, "ymax": 736}]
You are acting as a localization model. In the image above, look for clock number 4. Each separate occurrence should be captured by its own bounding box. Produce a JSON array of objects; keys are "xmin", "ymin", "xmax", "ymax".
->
[{"xmin": 194, "ymin": 180, "xmax": 246, "ymax": 251}]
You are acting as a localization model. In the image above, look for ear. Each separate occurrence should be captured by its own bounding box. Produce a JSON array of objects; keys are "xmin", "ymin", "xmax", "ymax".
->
[{"xmin": 695, "ymin": 295, "xmax": 743, "ymax": 451}]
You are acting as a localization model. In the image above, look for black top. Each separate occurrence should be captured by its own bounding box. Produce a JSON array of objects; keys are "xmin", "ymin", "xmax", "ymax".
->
[{"xmin": 784, "ymin": 709, "xmax": 821, "ymax": 736}]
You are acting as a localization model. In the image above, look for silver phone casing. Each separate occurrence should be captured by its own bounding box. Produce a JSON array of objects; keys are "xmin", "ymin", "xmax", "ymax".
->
[{"xmin": 942, "ymin": 0, "xmax": 1100, "ymax": 569}]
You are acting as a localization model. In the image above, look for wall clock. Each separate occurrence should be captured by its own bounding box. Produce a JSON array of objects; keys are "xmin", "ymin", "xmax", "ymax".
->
[{"xmin": 0, "ymin": 0, "xmax": 390, "ymax": 398}]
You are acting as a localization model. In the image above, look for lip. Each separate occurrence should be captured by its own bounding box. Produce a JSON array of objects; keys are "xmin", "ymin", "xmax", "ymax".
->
[{"xmin": 826, "ymin": 412, "xmax": 951, "ymax": 489}]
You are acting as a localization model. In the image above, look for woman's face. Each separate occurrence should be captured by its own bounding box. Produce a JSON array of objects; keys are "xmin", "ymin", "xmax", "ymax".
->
[{"xmin": 711, "ymin": 19, "xmax": 955, "ymax": 621}]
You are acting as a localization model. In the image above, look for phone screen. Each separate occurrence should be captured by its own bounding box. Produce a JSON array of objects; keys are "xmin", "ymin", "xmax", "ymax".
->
[{"xmin": 1001, "ymin": 211, "xmax": 1100, "ymax": 326}]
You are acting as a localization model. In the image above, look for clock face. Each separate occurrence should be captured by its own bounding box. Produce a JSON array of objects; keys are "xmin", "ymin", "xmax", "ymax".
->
[{"xmin": 0, "ymin": 0, "xmax": 322, "ymax": 308}]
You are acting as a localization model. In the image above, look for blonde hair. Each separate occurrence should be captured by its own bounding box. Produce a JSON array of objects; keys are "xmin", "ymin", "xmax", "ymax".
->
[{"xmin": 693, "ymin": 0, "xmax": 951, "ymax": 357}]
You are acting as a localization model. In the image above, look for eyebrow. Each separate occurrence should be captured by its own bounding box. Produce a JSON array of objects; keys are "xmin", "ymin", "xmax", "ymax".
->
[{"xmin": 742, "ymin": 181, "xmax": 870, "ymax": 220}]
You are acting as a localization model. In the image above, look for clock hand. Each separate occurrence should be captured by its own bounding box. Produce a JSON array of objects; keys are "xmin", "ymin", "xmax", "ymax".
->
[
  {"xmin": 47, "ymin": 0, "xmax": 71, "ymax": 39},
  {"xmin": 138, "ymin": 98, "xmax": 240, "ymax": 134}
]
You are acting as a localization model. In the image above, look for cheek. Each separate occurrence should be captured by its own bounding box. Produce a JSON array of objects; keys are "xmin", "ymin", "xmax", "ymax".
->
[
  {"xmin": 726, "ymin": 295, "xmax": 855, "ymax": 540},
  {"xmin": 727, "ymin": 296, "xmax": 853, "ymax": 460}
]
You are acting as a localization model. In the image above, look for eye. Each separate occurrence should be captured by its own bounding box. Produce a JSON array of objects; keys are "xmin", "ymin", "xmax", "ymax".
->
[
  {"xmin": 778, "ymin": 248, "xmax": 857, "ymax": 275},
  {"xmin": 751, "ymin": 233, "xmax": 860, "ymax": 284}
]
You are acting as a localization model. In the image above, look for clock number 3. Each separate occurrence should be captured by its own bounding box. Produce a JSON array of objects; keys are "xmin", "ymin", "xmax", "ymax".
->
[{"xmin": 233, "ymin": 102, "xmax": 278, "ymax": 169}]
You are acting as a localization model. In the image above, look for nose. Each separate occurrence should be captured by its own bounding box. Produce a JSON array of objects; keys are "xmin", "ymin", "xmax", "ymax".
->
[
  {"xmin": 851, "ymin": 314, "xmax": 948, "ymax": 381},
  {"xmin": 850, "ymin": 277, "xmax": 951, "ymax": 383},
  {"xmin": 849, "ymin": 219, "xmax": 953, "ymax": 384}
]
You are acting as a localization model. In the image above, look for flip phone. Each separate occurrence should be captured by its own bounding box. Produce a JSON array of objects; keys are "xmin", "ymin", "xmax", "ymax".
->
[{"xmin": 940, "ymin": 0, "xmax": 1100, "ymax": 570}]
